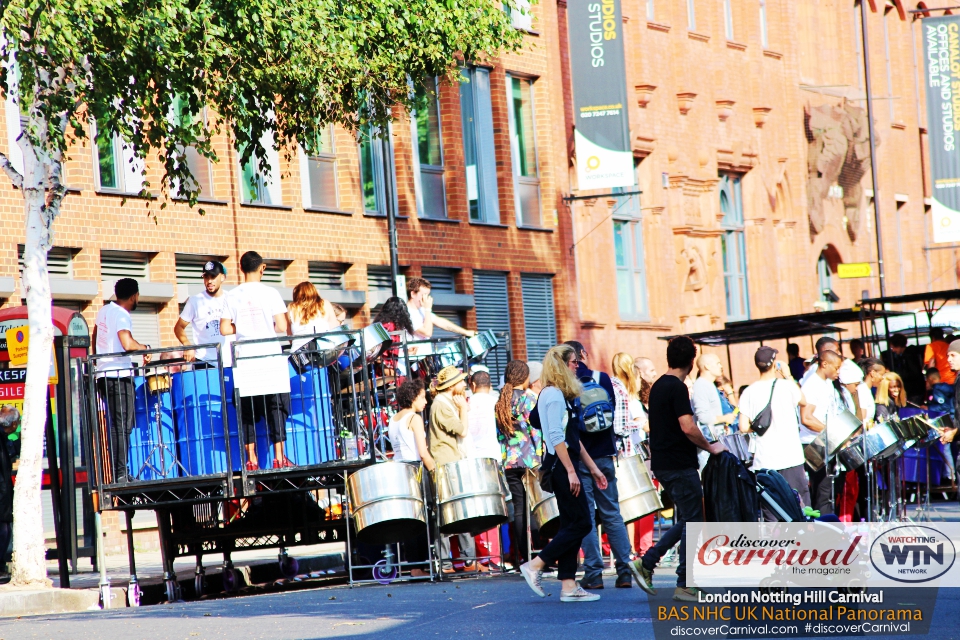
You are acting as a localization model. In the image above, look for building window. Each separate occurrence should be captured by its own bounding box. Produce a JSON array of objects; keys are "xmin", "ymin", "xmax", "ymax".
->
[
  {"xmin": 719, "ymin": 174, "xmax": 750, "ymax": 321},
  {"xmin": 759, "ymin": 0, "xmax": 768, "ymax": 48},
  {"xmin": 723, "ymin": 0, "xmax": 734, "ymax": 40},
  {"xmin": 309, "ymin": 262, "xmax": 347, "ymax": 290},
  {"xmin": 358, "ymin": 123, "xmax": 396, "ymax": 216},
  {"xmin": 412, "ymin": 79, "xmax": 447, "ymax": 219},
  {"xmin": 302, "ymin": 125, "xmax": 338, "ymax": 210},
  {"xmin": 171, "ymin": 95, "xmax": 212, "ymax": 198},
  {"xmin": 506, "ymin": 75, "xmax": 541, "ymax": 227},
  {"xmin": 460, "ymin": 67, "xmax": 500, "ymax": 224},
  {"xmin": 647, "ymin": 0, "xmax": 655, "ymax": 20},
  {"xmin": 260, "ymin": 260, "xmax": 287, "ymax": 286},
  {"xmin": 817, "ymin": 252, "xmax": 833, "ymax": 311},
  {"xmin": 19, "ymin": 245, "xmax": 73, "ymax": 278},
  {"xmin": 367, "ymin": 265, "xmax": 395, "ymax": 291},
  {"xmin": 612, "ymin": 193, "xmax": 649, "ymax": 320},
  {"xmin": 687, "ymin": 0, "xmax": 696, "ymax": 30},
  {"xmin": 239, "ymin": 129, "xmax": 282, "ymax": 206},
  {"xmin": 520, "ymin": 274, "xmax": 556, "ymax": 363},
  {"xmin": 473, "ymin": 271, "xmax": 511, "ymax": 384},
  {"xmin": 505, "ymin": 0, "xmax": 533, "ymax": 30},
  {"xmin": 96, "ymin": 127, "xmax": 120, "ymax": 190},
  {"xmin": 93, "ymin": 122, "xmax": 144, "ymax": 194}
]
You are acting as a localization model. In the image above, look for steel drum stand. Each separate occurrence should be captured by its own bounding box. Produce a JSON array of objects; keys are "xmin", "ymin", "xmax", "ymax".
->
[
  {"xmin": 138, "ymin": 387, "xmax": 188, "ymax": 480},
  {"xmin": 912, "ymin": 447, "xmax": 933, "ymax": 523}
]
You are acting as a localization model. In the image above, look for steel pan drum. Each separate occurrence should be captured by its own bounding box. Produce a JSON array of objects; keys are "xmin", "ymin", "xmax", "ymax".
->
[
  {"xmin": 916, "ymin": 415, "xmax": 948, "ymax": 448},
  {"xmin": 720, "ymin": 433, "xmax": 755, "ymax": 467},
  {"xmin": 614, "ymin": 455, "xmax": 663, "ymax": 523},
  {"xmin": 465, "ymin": 330, "xmax": 499, "ymax": 359},
  {"xmin": 436, "ymin": 458, "xmax": 508, "ymax": 535},
  {"xmin": 523, "ymin": 470, "xmax": 561, "ymax": 539},
  {"xmin": 838, "ymin": 435, "xmax": 868, "ymax": 470},
  {"xmin": 866, "ymin": 421, "xmax": 902, "ymax": 460},
  {"xmin": 361, "ymin": 323, "xmax": 392, "ymax": 362},
  {"xmin": 347, "ymin": 462, "xmax": 426, "ymax": 544},
  {"xmin": 803, "ymin": 410, "xmax": 862, "ymax": 471},
  {"xmin": 898, "ymin": 417, "xmax": 928, "ymax": 441},
  {"xmin": 436, "ymin": 342, "xmax": 464, "ymax": 368}
]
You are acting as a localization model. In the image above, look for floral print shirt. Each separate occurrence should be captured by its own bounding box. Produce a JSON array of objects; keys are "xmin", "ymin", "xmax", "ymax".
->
[{"xmin": 498, "ymin": 389, "xmax": 542, "ymax": 469}]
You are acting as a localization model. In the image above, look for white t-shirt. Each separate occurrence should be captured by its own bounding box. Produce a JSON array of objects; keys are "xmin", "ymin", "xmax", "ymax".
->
[
  {"xmin": 408, "ymin": 302, "xmax": 429, "ymax": 337},
  {"xmin": 799, "ymin": 374, "xmax": 853, "ymax": 444},
  {"xmin": 95, "ymin": 302, "xmax": 135, "ymax": 377},
  {"xmin": 466, "ymin": 390, "xmax": 502, "ymax": 459},
  {"xmin": 389, "ymin": 412, "xmax": 421, "ymax": 462},
  {"xmin": 739, "ymin": 379, "xmax": 805, "ymax": 471},
  {"xmin": 222, "ymin": 282, "xmax": 287, "ymax": 358},
  {"xmin": 289, "ymin": 308, "xmax": 337, "ymax": 352},
  {"xmin": 180, "ymin": 291, "xmax": 233, "ymax": 365}
]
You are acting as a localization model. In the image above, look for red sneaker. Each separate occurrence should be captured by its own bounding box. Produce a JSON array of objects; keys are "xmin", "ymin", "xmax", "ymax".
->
[
  {"xmin": 245, "ymin": 461, "xmax": 258, "ymax": 472},
  {"xmin": 273, "ymin": 457, "xmax": 295, "ymax": 469}
]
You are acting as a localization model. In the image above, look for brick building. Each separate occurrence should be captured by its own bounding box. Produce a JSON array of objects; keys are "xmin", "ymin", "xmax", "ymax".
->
[
  {"xmin": 0, "ymin": 1, "xmax": 951, "ymax": 390},
  {"xmin": 561, "ymin": 0, "xmax": 951, "ymax": 383}
]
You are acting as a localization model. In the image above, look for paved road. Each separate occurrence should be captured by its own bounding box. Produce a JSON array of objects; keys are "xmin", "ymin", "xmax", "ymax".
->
[{"xmin": 2, "ymin": 571, "xmax": 957, "ymax": 640}]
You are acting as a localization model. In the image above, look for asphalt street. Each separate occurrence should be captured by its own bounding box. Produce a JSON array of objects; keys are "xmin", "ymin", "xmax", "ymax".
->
[{"xmin": 1, "ymin": 571, "xmax": 957, "ymax": 640}]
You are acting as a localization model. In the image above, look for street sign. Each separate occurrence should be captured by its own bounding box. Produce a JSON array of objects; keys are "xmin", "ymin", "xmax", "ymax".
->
[{"xmin": 838, "ymin": 262, "xmax": 873, "ymax": 279}]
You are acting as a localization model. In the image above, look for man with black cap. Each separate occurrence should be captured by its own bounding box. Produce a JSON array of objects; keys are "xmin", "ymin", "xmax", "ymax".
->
[
  {"xmin": 738, "ymin": 346, "xmax": 811, "ymax": 519},
  {"xmin": 94, "ymin": 277, "xmax": 152, "ymax": 482},
  {"xmin": 174, "ymin": 260, "xmax": 233, "ymax": 366}
]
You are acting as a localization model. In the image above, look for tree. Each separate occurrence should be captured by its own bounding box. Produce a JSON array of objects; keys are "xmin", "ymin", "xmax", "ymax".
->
[{"xmin": 0, "ymin": 0, "xmax": 522, "ymax": 587}]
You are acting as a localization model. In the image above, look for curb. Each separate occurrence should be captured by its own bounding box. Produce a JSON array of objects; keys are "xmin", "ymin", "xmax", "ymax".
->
[{"xmin": 0, "ymin": 586, "xmax": 126, "ymax": 618}]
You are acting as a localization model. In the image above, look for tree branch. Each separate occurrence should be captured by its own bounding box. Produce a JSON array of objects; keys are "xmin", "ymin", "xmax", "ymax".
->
[{"xmin": 0, "ymin": 152, "xmax": 23, "ymax": 189}]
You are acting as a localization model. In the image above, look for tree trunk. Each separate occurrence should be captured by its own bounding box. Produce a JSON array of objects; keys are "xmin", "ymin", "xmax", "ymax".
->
[{"xmin": 11, "ymin": 140, "xmax": 55, "ymax": 587}]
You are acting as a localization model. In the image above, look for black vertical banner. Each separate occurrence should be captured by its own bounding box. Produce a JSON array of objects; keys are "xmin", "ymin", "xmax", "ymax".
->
[{"xmin": 567, "ymin": 0, "xmax": 635, "ymax": 190}]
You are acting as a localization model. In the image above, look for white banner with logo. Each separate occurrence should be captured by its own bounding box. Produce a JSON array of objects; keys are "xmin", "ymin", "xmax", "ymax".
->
[{"xmin": 688, "ymin": 522, "xmax": 960, "ymax": 588}]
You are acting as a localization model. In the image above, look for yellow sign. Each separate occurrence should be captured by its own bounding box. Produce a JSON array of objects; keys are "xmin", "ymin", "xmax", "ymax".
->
[
  {"xmin": 837, "ymin": 263, "xmax": 873, "ymax": 279},
  {"xmin": 5, "ymin": 326, "xmax": 29, "ymax": 366}
]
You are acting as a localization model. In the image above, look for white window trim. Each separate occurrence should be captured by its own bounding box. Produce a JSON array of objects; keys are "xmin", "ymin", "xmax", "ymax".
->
[
  {"xmin": 505, "ymin": 74, "xmax": 541, "ymax": 227},
  {"xmin": 410, "ymin": 78, "xmax": 447, "ymax": 219},
  {"xmin": 92, "ymin": 121, "xmax": 145, "ymax": 194},
  {"xmin": 239, "ymin": 125, "xmax": 282, "ymax": 205},
  {"xmin": 509, "ymin": 0, "xmax": 533, "ymax": 30},
  {"xmin": 724, "ymin": 0, "xmax": 734, "ymax": 40},
  {"xmin": 759, "ymin": 0, "xmax": 768, "ymax": 48},
  {"xmin": 298, "ymin": 125, "xmax": 339, "ymax": 210}
]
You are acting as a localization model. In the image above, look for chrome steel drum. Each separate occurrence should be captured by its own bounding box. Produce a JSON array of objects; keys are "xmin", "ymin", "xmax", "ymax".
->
[
  {"xmin": 838, "ymin": 435, "xmax": 867, "ymax": 470},
  {"xmin": 720, "ymin": 433, "xmax": 755, "ymax": 467},
  {"xmin": 435, "ymin": 458, "xmax": 508, "ymax": 535},
  {"xmin": 898, "ymin": 416, "xmax": 928, "ymax": 441},
  {"xmin": 361, "ymin": 323, "xmax": 392, "ymax": 362},
  {"xmin": 436, "ymin": 342, "xmax": 463, "ymax": 368},
  {"xmin": 804, "ymin": 410, "xmax": 862, "ymax": 471},
  {"xmin": 917, "ymin": 415, "xmax": 948, "ymax": 448},
  {"xmin": 347, "ymin": 462, "xmax": 426, "ymax": 544},
  {"xmin": 614, "ymin": 455, "xmax": 663, "ymax": 523},
  {"xmin": 866, "ymin": 421, "xmax": 902, "ymax": 460},
  {"xmin": 465, "ymin": 330, "xmax": 499, "ymax": 359},
  {"xmin": 523, "ymin": 470, "xmax": 561, "ymax": 539}
]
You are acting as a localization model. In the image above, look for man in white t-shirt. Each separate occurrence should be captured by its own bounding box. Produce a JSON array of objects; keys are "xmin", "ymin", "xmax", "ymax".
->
[
  {"xmin": 93, "ymin": 278, "xmax": 152, "ymax": 483},
  {"xmin": 174, "ymin": 260, "xmax": 233, "ymax": 366},
  {"xmin": 738, "ymin": 346, "xmax": 811, "ymax": 518},
  {"xmin": 799, "ymin": 350, "xmax": 853, "ymax": 515},
  {"xmin": 405, "ymin": 277, "xmax": 475, "ymax": 339},
  {"xmin": 465, "ymin": 369, "xmax": 501, "ymax": 459},
  {"xmin": 220, "ymin": 251, "xmax": 291, "ymax": 471}
]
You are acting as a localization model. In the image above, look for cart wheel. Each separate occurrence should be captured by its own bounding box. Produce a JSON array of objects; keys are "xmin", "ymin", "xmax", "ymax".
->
[
  {"xmin": 373, "ymin": 559, "xmax": 398, "ymax": 585},
  {"xmin": 280, "ymin": 555, "xmax": 299, "ymax": 579},
  {"xmin": 127, "ymin": 583, "xmax": 142, "ymax": 607},
  {"xmin": 194, "ymin": 574, "xmax": 205, "ymax": 597},
  {"xmin": 222, "ymin": 567, "xmax": 240, "ymax": 593}
]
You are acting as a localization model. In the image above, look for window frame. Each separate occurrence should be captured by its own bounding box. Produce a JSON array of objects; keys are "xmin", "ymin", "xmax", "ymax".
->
[
  {"xmin": 301, "ymin": 124, "xmax": 340, "ymax": 211},
  {"xmin": 411, "ymin": 77, "xmax": 448, "ymax": 219},
  {"xmin": 611, "ymin": 192, "xmax": 650, "ymax": 321},
  {"xmin": 459, "ymin": 66, "xmax": 501, "ymax": 225},
  {"xmin": 505, "ymin": 73, "xmax": 542, "ymax": 228},
  {"xmin": 759, "ymin": 0, "xmax": 769, "ymax": 48},
  {"xmin": 687, "ymin": 0, "xmax": 697, "ymax": 30},
  {"xmin": 723, "ymin": 0, "xmax": 734, "ymax": 40},
  {"xmin": 358, "ymin": 122, "xmax": 397, "ymax": 217},
  {"xmin": 93, "ymin": 122, "xmax": 123, "ymax": 193},
  {"xmin": 719, "ymin": 173, "xmax": 750, "ymax": 321}
]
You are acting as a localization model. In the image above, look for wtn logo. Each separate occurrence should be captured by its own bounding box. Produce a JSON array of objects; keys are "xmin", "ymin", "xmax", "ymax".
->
[
  {"xmin": 870, "ymin": 526, "xmax": 957, "ymax": 583},
  {"xmin": 879, "ymin": 543, "xmax": 944, "ymax": 567}
]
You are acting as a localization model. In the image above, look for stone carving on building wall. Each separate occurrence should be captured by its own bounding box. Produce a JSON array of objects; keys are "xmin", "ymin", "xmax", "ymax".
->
[
  {"xmin": 804, "ymin": 100, "xmax": 876, "ymax": 242},
  {"xmin": 681, "ymin": 244, "xmax": 707, "ymax": 292}
]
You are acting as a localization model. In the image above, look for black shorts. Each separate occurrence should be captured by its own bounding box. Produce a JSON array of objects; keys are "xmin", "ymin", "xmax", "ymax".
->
[{"xmin": 239, "ymin": 393, "xmax": 290, "ymax": 445}]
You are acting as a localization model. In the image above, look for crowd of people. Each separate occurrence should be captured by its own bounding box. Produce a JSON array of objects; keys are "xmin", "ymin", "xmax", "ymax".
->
[{"xmin": 88, "ymin": 253, "xmax": 960, "ymax": 604}]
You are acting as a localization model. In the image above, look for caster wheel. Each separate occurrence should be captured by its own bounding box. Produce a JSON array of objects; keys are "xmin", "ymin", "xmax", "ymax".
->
[
  {"xmin": 194, "ymin": 574, "xmax": 205, "ymax": 597},
  {"xmin": 373, "ymin": 559, "xmax": 398, "ymax": 585},
  {"xmin": 127, "ymin": 583, "xmax": 141, "ymax": 607},
  {"xmin": 280, "ymin": 555, "xmax": 299, "ymax": 579},
  {"xmin": 222, "ymin": 567, "xmax": 240, "ymax": 593}
]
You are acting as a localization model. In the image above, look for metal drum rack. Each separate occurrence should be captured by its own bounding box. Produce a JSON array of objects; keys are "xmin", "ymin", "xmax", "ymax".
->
[{"xmin": 81, "ymin": 328, "xmax": 383, "ymax": 605}]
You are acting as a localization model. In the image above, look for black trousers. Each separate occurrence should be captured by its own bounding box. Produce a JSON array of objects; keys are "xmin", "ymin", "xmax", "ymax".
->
[
  {"xmin": 239, "ymin": 393, "xmax": 290, "ymax": 445},
  {"xmin": 505, "ymin": 468, "xmax": 530, "ymax": 563},
  {"xmin": 535, "ymin": 461, "xmax": 592, "ymax": 581},
  {"xmin": 97, "ymin": 377, "xmax": 135, "ymax": 482},
  {"xmin": 641, "ymin": 468, "xmax": 703, "ymax": 589}
]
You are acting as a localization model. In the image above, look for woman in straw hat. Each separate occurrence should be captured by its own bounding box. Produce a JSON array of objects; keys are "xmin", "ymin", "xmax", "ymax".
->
[{"xmin": 519, "ymin": 345, "xmax": 608, "ymax": 603}]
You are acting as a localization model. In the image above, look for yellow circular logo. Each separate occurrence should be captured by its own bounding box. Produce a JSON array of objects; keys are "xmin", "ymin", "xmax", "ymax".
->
[
  {"xmin": 586, "ymin": 156, "xmax": 601, "ymax": 171},
  {"xmin": 942, "ymin": 216, "xmax": 952, "ymax": 228}
]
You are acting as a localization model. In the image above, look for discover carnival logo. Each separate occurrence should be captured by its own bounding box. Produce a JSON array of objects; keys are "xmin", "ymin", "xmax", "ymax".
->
[{"xmin": 869, "ymin": 526, "xmax": 956, "ymax": 583}]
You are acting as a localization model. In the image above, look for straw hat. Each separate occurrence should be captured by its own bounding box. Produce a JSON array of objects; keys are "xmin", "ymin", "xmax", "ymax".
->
[{"xmin": 435, "ymin": 365, "xmax": 468, "ymax": 391}]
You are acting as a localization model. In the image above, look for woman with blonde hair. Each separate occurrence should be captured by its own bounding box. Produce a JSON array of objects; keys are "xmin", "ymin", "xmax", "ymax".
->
[
  {"xmin": 520, "ymin": 345, "xmax": 608, "ymax": 603},
  {"xmin": 875, "ymin": 372, "xmax": 907, "ymax": 420},
  {"xmin": 611, "ymin": 352, "xmax": 646, "ymax": 457}
]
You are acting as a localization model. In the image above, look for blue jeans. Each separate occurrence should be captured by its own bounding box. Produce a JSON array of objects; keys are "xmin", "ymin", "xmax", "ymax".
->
[
  {"xmin": 641, "ymin": 468, "xmax": 703, "ymax": 588},
  {"xmin": 579, "ymin": 456, "xmax": 633, "ymax": 583}
]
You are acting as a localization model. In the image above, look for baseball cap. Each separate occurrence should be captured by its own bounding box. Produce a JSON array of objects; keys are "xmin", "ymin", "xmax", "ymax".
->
[
  {"xmin": 202, "ymin": 260, "xmax": 226, "ymax": 277},
  {"xmin": 754, "ymin": 346, "xmax": 777, "ymax": 369}
]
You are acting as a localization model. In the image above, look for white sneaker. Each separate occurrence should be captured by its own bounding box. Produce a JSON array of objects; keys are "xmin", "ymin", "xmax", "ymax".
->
[
  {"xmin": 519, "ymin": 562, "xmax": 545, "ymax": 597},
  {"xmin": 560, "ymin": 586, "xmax": 601, "ymax": 602}
]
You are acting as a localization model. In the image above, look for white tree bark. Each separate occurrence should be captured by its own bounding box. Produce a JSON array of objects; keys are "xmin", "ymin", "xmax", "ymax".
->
[{"xmin": 9, "ymin": 117, "xmax": 57, "ymax": 587}]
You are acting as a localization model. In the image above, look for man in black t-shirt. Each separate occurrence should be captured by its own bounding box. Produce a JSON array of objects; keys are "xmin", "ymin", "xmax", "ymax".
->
[{"xmin": 629, "ymin": 336, "xmax": 725, "ymax": 603}]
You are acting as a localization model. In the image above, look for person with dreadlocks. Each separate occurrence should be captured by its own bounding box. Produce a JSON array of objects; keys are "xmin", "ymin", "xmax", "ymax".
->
[{"xmin": 495, "ymin": 360, "xmax": 540, "ymax": 567}]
